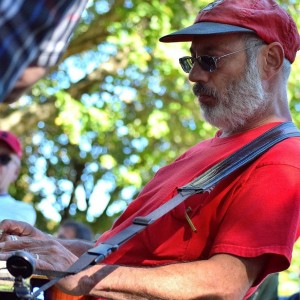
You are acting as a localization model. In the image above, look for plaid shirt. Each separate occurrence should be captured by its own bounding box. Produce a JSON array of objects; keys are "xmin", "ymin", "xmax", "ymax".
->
[{"xmin": 0, "ymin": 0, "xmax": 88, "ymax": 102}]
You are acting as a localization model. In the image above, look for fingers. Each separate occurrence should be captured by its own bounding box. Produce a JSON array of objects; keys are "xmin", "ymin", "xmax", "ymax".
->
[
  {"xmin": 1, "ymin": 237, "xmax": 71, "ymax": 259},
  {"xmin": 0, "ymin": 229, "xmax": 6, "ymax": 242},
  {"xmin": 0, "ymin": 237, "xmax": 46, "ymax": 252},
  {"xmin": 0, "ymin": 239, "xmax": 45, "ymax": 267},
  {"xmin": 0, "ymin": 219, "xmax": 46, "ymax": 240},
  {"xmin": 0, "ymin": 233, "xmax": 22, "ymax": 243},
  {"xmin": 0, "ymin": 237, "xmax": 79, "ymax": 275},
  {"xmin": 0, "ymin": 219, "xmax": 33, "ymax": 237}
]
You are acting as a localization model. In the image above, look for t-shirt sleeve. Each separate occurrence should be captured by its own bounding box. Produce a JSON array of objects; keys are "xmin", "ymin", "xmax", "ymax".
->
[{"xmin": 211, "ymin": 163, "xmax": 300, "ymax": 281}]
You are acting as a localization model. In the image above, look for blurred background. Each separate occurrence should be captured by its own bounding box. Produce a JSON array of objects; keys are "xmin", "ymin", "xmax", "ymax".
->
[{"xmin": 0, "ymin": 0, "xmax": 299, "ymax": 296}]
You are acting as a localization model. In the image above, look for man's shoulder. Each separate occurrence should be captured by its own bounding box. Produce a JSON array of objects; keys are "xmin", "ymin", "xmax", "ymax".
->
[
  {"xmin": 259, "ymin": 136, "xmax": 300, "ymax": 165},
  {"xmin": 269, "ymin": 136, "xmax": 300, "ymax": 153}
]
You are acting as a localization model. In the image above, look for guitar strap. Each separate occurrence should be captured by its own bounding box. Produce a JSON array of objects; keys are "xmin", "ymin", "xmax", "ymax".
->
[{"xmin": 31, "ymin": 121, "xmax": 300, "ymax": 298}]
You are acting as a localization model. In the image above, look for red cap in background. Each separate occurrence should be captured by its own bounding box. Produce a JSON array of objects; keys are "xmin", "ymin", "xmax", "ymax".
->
[{"xmin": 0, "ymin": 131, "xmax": 22, "ymax": 159}]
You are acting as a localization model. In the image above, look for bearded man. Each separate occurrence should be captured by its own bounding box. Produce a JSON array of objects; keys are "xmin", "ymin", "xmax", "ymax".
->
[{"xmin": 0, "ymin": 1, "xmax": 300, "ymax": 299}]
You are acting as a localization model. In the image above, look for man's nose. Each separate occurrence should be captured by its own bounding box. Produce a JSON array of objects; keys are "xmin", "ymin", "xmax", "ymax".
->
[{"xmin": 188, "ymin": 62, "xmax": 211, "ymax": 84}]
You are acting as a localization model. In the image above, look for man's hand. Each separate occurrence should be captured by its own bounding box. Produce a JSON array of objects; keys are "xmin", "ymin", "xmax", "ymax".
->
[
  {"xmin": 0, "ymin": 219, "xmax": 47, "ymax": 242},
  {"xmin": 0, "ymin": 219, "xmax": 90, "ymax": 274},
  {"xmin": 0, "ymin": 229, "xmax": 78, "ymax": 274}
]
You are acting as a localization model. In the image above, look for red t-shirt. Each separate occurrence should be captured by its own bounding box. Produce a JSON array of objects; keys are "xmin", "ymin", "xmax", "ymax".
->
[{"xmin": 94, "ymin": 122, "xmax": 300, "ymax": 299}]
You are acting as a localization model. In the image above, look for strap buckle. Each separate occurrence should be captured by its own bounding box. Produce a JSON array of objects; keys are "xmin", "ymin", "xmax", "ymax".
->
[{"xmin": 133, "ymin": 216, "xmax": 153, "ymax": 226}]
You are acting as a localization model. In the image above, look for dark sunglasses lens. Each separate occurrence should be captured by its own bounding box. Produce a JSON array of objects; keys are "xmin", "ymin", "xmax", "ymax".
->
[
  {"xmin": 0, "ymin": 154, "xmax": 11, "ymax": 165},
  {"xmin": 199, "ymin": 56, "xmax": 216, "ymax": 72},
  {"xmin": 179, "ymin": 57, "xmax": 194, "ymax": 73}
]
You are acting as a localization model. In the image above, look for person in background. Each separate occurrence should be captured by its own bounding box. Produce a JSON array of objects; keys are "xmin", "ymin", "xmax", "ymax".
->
[
  {"xmin": 0, "ymin": 131, "xmax": 36, "ymax": 225},
  {"xmin": 0, "ymin": 1, "xmax": 300, "ymax": 299},
  {"xmin": 57, "ymin": 220, "xmax": 94, "ymax": 241},
  {"xmin": 0, "ymin": 0, "xmax": 88, "ymax": 104}
]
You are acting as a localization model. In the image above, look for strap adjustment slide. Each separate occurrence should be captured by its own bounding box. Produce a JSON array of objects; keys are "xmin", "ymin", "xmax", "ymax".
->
[{"xmin": 133, "ymin": 216, "xmax": 153, "ymax": 226}]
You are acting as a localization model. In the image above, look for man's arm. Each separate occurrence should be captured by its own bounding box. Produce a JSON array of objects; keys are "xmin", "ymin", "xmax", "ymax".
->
[
  {"xmin": 58, "ymin": 238, "xmax": 94, "ymax": 257},
  {"xmin": 0, "ymin": 221, "xmax": 266, "ymax": 299},
  {"xmin": 57, "ymin": 253, "xmax": 266, "ymax": 300}
]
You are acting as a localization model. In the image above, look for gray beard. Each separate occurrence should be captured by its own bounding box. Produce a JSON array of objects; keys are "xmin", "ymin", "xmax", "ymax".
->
[{"xmin": 193, "ymin": 61, "xmax": 269, "ymax": 133}]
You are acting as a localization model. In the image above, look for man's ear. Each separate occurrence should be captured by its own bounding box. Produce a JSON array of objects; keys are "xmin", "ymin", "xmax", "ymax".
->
[{"xmin": 258, "ymin": 42, "xmax": 284, "ymax": 80}]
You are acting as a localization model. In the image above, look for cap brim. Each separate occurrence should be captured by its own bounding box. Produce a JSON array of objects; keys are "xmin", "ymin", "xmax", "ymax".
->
[{"xmin": 159, "ymin": 22, "xmax": 254, "ymax": 43}]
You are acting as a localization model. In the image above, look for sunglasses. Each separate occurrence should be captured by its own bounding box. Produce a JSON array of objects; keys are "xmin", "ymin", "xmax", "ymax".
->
[
  {"xmin": 0, "ymin": 153, "xmax": 12, "ymax": 166},
  {"xmin": 179, "ymin": 43, "xmax": 263, "ymax": 73}
]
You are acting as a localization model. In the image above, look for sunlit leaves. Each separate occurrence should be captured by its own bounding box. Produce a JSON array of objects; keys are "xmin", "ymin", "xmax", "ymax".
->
[
  {"xmin": 147, "ymin": 110, "xmax": 170, "ymax": 138},
  {"xmin": 100, "ymin": 154, "xmax": 117, "ymax": 169}
]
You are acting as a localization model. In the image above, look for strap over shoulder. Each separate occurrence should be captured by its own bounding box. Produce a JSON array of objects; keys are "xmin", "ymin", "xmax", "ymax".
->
[
  {"xmin": 179, "ymin": 121, "xmax": 300, "ymax": 193},
  {"xmin": 24, "ymin": 122, "xmax": 300, "ymax": 299}
]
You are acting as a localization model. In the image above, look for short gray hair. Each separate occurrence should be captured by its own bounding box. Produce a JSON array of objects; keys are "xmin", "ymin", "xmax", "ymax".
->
[{"xmin": 243, "ymin": 34, "xmax": 291, "ymax": 85}]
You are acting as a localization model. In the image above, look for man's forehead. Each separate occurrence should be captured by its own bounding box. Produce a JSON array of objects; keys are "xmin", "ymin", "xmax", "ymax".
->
[{"xmin": 189, "ymin": 33, "xmax": 245, "ymax": 51}]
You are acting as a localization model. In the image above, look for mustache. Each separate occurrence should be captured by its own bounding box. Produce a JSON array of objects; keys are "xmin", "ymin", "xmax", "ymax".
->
[{"xmin": 192, "ymin": 83, "xmax": 218, "ymax": 98}]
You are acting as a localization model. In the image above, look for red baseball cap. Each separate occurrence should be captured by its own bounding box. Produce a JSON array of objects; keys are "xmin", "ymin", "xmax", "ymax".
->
[
  {"xmin": 159, "ymin": 0, "xmax": 300, "ymax": 63},
  {"xmin": 0, "ymin": 131, "xmax": 22, "ymax": 158}
]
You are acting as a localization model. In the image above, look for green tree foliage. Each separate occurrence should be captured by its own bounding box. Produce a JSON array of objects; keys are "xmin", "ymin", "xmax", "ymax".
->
[
  {"xmin": 0, "ymin": 0, "xmax": 215, "ymax": 232},
  {"xmin": 0, "ymin": 0, "xmax": 299, "ymax": 295}
]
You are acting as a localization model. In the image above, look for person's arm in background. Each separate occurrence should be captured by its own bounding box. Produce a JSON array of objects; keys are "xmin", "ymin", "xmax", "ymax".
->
[{"xmin": 0, "ymin": 0, "xmax": 89, "ymax": 104}]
